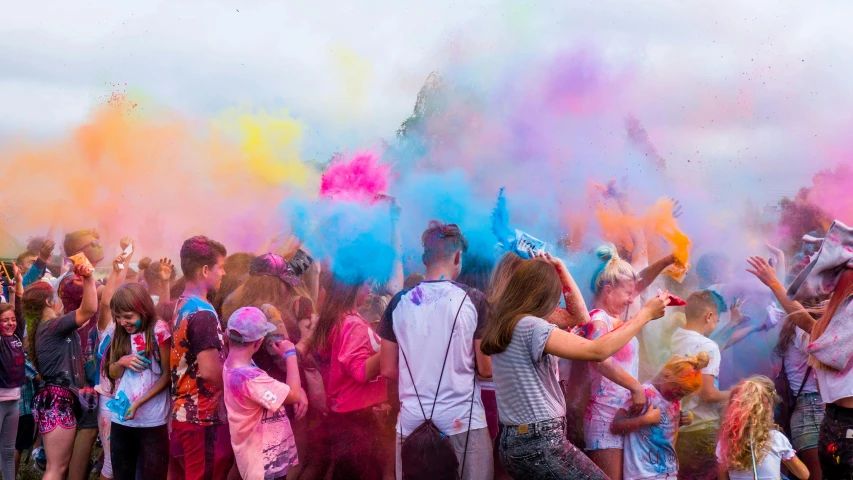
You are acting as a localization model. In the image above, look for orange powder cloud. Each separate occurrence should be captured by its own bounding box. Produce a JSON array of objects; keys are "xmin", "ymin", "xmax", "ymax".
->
[
  {"xmin": 595, "ymin": 197, "xmax": 692, "ymax": 280},
  {"xmin": 0, "ymin": 94, "xmax": 317, "ymax": 258}
]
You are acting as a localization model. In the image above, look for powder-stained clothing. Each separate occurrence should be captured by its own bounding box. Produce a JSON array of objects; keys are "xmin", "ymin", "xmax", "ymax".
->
[
  {"xmin": 114, "ymin": 320, "xmax": 171, "ymax": 427},
  {"xmin": 325, "ymin": 312, "xmax": 386, "ymax": 413},
  {"xmin": 35, "ymin": 311, "xmax": 86, "ymax": 394},
  {"xmin": 224, "ymin": 364, "xmax": 297, "ymax": 480},
  {"xmin": 670, "ymin": 328, "xmax": 721, "ymax": 432},
  {"xmin": 621, "ymin": 384, "xmax": 680, "ymax": 480},
  {"xmin": 377, "ymin": 281, "xmax": 488, "ymax": 436},
  {"xmin": 582, "ymin": 309, "xmax": 639, "ymax": 409},
  {"xmin": 490, "ymin": 315, "xmax": 563, "ymax": 426},
  {"xmin": 170, "ymin": 296, "xmax": 226, "ymax": 426}
]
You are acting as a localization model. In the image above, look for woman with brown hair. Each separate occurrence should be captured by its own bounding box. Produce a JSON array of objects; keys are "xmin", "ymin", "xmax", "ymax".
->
[
  {"xmin": 482, "ymin": 254, "xmax": 669, "ymax": 479},
  {"xmin": 103, "ymin": 283, "xmax": 171, "ymax": 480},
  {"xmin": 24, "ymin": 263, "xmax": 97, "ymax": 480},
  {"xmin": 308, "ymin": 275, "xmax": 385, "ymax": 479}
]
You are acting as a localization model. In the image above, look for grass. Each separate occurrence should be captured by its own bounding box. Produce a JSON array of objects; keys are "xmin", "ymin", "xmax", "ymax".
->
[{"xmin": 17, "ymin": 445, "xmax": 104, "ymax": 480}]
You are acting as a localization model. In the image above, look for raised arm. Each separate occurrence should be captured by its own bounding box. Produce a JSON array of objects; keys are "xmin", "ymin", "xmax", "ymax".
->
[
  {"xmin": 746, "ymin": 256, "xmax": 816, "ymax": 333},
  {"xmin": 636, "ymin": 254, "xmax": 677, "ymax": 293},
  {"xmin": 149, "ymin": 258, "xmax": 174, "ymax": 304},
  {"xmin": 23, "ymin": 239, "xmax": 55, "ymax": 288},
  {"xmin": 12, "ymin": 264, "xmax": 24, "ymax": 337},
  {"xmin": 75, "ymin": 264, "xmax": 98, "ymax": 327},
  {"xmin": 269, "ymin": 339, "xmax": 301, "ymax": 404},
  {"xmin": 545, "ymin": 292, "xmax": 669, "ymax": 362},
  {"xmin": 539, "ymin": 252, "xmax": 590, "ymax": 326},
  {"xmin": 385, "ymin": 200, "xmax": 405, "ymax": 296},
  {"xmin": 100, "ymin": 252, "xmax": 132, "ymax": 330}
]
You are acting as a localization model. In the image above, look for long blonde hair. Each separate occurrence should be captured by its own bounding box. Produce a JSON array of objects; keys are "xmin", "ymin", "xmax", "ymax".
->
[
  {"xmin": 653, "ymin": 351, "xmax": 709, "ymax": 396},
  {"xmin": 718, "ymin": 376, "xmax": 778, "ymax": 471},
  {"xmin": 590, "ymin": 243, "xmax": 637, "ymax": 297},
  {"xmin": 481, "ymin": 259, "xmax": 562, "ymax": 355}
]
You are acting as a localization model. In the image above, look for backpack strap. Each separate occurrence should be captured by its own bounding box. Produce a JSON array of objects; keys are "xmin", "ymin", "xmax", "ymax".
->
[
  {"xmin": 459, "ymin": 358, "xmax": 477, "ymax": 478},
  {"xmin": 428, "ymin": 288, "xmax": 470, "ymax": 420},
  {"xmin": 794, "ymin": 365, "xmax": 813, "ymax": 400},
  {"xmin": 397, "ymin": 286, "xmax": 470, "ymax": 423}
]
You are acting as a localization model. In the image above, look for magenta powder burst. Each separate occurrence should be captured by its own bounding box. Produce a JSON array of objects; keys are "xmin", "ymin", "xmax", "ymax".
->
[{"xmin": 319, "ymin": 150, "xmax": 392, "ymax": 203}]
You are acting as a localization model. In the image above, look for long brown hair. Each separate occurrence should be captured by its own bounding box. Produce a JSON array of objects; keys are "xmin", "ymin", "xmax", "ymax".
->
[
  {"xmin": 308, "ymin": 275, "xmax": 363, "ymax": 355},
  {"xmin": 222, "ymin": 275, "xmax": 306, "ymax": 342},
  {"xmin": 487, "ymin": 252, "xmax": 524, "ymax": 305},
  {"xmin": 810, "ymin": 269, "xmax": 853, "ymax": 344},
  {"xmin": 481, "ymin": 259, "xmax": 562, "ymax": 355},
  {"xmin": 22, "ymin": 282, "xmax": 56, "ymax": 374},
  {"xmin": 106, "ymin": 283, "xmax": 159, "ymax": 391}
]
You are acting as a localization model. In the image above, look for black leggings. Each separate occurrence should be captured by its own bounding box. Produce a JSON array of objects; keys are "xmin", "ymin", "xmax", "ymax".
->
[{"xmin": 110, "ymin": 422, "xmax": 169, "ymax": 480}]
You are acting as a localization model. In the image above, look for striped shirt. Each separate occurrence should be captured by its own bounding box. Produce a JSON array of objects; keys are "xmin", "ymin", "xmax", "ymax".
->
[{"xmin": 491, "ymin": 316, "xmax": 564, "ymax": 426}]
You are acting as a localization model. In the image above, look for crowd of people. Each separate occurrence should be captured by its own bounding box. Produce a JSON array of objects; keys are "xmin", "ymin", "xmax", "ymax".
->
[{"xmin": 0, "ymin": 213, "xmax": 850, "ymax": 480}]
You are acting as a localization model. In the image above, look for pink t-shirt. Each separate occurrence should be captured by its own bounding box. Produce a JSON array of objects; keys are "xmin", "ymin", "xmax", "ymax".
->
[
  {"xmin": 582, "ymin": 309, "xmax": 639, "ymax": 408},
  {"xmin": 223, "ymin": 365, "xmax": 298, "ymax": 480},
  {"xmin": 325, "ymin": 313, "xmax": 387, "ymax": 413}
]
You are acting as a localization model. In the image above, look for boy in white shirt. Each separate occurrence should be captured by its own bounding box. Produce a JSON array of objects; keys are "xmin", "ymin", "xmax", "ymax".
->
[{"xmin": 669, "ymin": 290, "xmax": 731, "ymax": 480}]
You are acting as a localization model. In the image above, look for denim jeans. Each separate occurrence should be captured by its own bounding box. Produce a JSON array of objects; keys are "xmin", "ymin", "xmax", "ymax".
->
[
  {"xmin": 498, "ymin": 417, "xmax": 606, "ymax": 480},
  {"xmin": 791, "ymin": 392, "xmax": 824, "ymax": 451}
]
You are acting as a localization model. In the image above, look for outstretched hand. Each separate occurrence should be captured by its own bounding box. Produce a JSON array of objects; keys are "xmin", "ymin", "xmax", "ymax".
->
[
  {"xmin": 640, "ymin": 290, "xmax": 671, "ymax": 321},
  {"xmin": 158, "ymin": 258, "xmax": 174, "ymax": 282},
  {"xmin": 746, "ymin": 256, "xmax": 779, "ymax": 288},
  {"xmin": 38, "ymin": 239, "xmax": 55, "ymax": 263}
]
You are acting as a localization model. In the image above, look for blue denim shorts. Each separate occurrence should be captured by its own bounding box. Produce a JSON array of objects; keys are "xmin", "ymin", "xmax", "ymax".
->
[
  {"xmin": 791, "ymin": 392, "xmax": 824, "ymax": 451},
  {"xmin": 499, "ymin": 417, "xmax": 606, "ymax": 480}
]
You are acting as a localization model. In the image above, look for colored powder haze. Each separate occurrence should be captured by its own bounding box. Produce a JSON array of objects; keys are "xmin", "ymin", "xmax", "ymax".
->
[
  {"xmin": 5, "ymin": 1, "xmax": 853, "ymax": 387},
  {"xmin": 2, "ymin": 3, "xmax": 852, "ymax": 291}
]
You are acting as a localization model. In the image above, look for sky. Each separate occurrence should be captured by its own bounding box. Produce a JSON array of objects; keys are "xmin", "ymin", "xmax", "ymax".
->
[{"xmin": 1, "ymin": 0, "xmax": 851, "ymax": 232}]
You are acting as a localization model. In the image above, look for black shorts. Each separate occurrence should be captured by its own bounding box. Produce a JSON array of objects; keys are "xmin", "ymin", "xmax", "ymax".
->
[{"xmin": 15, "ymin": 413, "xmax": 35, "ymax": 451}]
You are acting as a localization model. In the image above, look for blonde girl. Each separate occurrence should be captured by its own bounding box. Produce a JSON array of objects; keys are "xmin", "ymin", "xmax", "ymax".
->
[
  {"xmin": 716, "ymin": 376, "xmax": 808, "ymax": 480},
  {"xmin": 611, "ymin": 352, "xmax": 709, "ymax": 480},
  {"xmin": 581, "ymin": 243, "xmax": 676, "ymax": 480}
]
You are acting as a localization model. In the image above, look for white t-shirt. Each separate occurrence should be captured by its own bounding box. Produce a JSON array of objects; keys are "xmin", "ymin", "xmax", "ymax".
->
[
  {"xmin": 377, "ymin": 281, "xmax": 488, "ymax": 436},
  {"xmin": 582, "ymin": 310, "xmax": 639, "ymax": 408},
  {"xmin": 112, "ymin": 320, "xmax": 172, "ymax": 427},
  {"xmin": 670, "ymin": 328, "xmax": 721, "ymax": 431},
  {"xmin": 784, "ymin": 327, "xmax": 818, "ymax": 395},
  {"xmin": 715, "ymin": 430, "xmax": 796, "ymax": 480},
  {"xmin": 815, "ymin": 357, "xmax": 853, "ymax": 404},
  {"xmin": 622, "ymin": 384, "xmax": 680, "ymax": 480}
]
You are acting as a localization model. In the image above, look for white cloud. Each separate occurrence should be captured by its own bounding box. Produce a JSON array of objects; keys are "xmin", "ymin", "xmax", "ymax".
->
[{"xmin": 1, "ymin": 0, "xmax": 850, "ymax": 197}]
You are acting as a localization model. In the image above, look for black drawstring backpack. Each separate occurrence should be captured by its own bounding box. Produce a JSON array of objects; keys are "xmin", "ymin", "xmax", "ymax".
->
[{"xmin": 399, "ymin": 289, "xmax": 476, "ymax": 480}]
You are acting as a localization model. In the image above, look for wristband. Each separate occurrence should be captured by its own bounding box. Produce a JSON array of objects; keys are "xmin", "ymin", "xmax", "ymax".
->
[{"xmin": 282, "ymin": 349, "xmax": 297, "ymax": 359}]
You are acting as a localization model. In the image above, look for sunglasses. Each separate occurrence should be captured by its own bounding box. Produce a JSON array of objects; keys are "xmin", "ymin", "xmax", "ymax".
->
[{"xmin": 81, "ymin": 238, "xmax": 102, "ymax": 250}]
